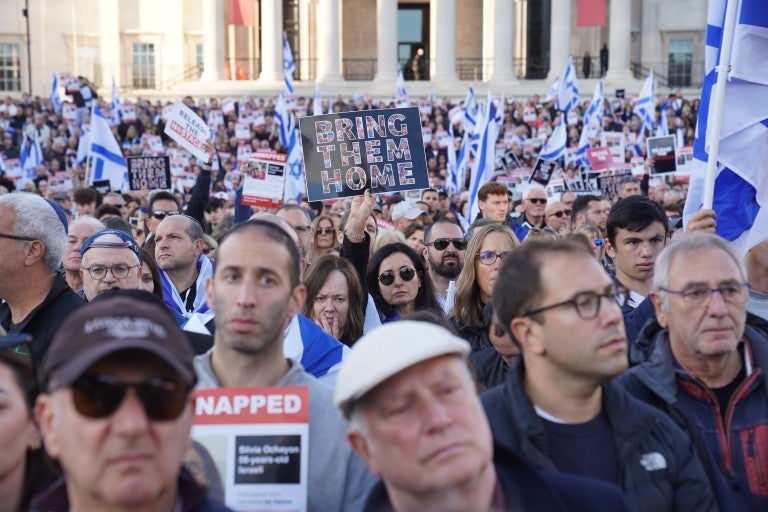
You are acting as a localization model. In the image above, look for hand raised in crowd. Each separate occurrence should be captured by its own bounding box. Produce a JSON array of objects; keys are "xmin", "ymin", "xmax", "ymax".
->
[
  {"xmin": 685, "ymin": 208, "xmax": 716, "ymax": 234},
  {"xmin": 346, "ymin": 189, "xmax": 376, "ymax": 240},
  {"xmin": 202, "ymin": 140, "xmax": 216, "ymax": 165}
]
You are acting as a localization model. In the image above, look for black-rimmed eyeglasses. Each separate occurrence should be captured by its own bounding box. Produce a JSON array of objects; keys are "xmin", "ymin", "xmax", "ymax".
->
[
  {"xmin": 522, "ymin": 285, "xmax": 627, "ymax": 320},
  {"xmin": 0, "ymin": 232, "xmax": 36, "ymax": 242},
  {"xmin": 659, "ymin": 283, "xmax": 749, "ymax": 308},
  {"xmin": 82, "ymin": 264, "xmax": 138, "ymax": 280}
]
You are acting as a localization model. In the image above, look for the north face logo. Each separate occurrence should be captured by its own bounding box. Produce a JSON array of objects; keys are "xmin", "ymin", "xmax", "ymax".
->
[{"xmin": 639, "ymin": 452, "xmax": 667, "ymax": 472}]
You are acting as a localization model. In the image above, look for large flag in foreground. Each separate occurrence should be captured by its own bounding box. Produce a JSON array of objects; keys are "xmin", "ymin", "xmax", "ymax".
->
[
  {"xmin": 88, "ymin": 106, "xmax": 128, "ymax": 191},
  {"xmin": 683, "ymin": 0, "xmax": 768, "ymax": 254}
]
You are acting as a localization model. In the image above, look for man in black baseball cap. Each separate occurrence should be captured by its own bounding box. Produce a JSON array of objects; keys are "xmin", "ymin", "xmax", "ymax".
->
[{"xmin": 33, "ymin": 293, "xmax": 230, "ymax": 511}]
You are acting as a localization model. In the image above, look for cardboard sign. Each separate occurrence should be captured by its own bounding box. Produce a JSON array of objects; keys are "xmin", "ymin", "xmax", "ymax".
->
[
  {"xmin": 237, "ymin": 144, "xmax": 253, "ymax": 162},
  {"xmin": 523, "ymin": 105, "xmax": 537, "ymax": 124},
  {"xmin": 164, "ymin": 101, "xmax": 211, "ymax": 163},
  {"xmin": 419, "ymin": 101, "xmax": 433, "ymax": 115},
  {"xmin": 647, "ymin": 135, "xmax": 677, "ymax": 175},
  {"xmin": 437, "ymin": 131, "xmax": 451, "ymax": 149},
  {"xmin": 3, "ymin": 158, "xmax": 21, "ymax": 180},
  {"xmin": 449, "ymin": 106, "xmax": 464, "ymax": 125},
  {"xmin": 422, "ymin": 127, "xmax": 432, "ymax": 145},
  {"xmin": 631, "ymin": 156, "xmax": 646, "ymax": 176},
  {"xmin": 121, "ymin": 104, "xmax": 137, "ymax": 123},
  {"xmin": 221, "ymin": 97, "xmax": 236, "ymax": 115},
  {"xmin": 586, "ymin": 147, "xmax": 616, "ymax": 171},
  {"xmin": 62, "ymin": 103, "xmax": 77, "ymax": 122},
  {"xmin": 127, "ymin": 156, "xmax": 171, "ymax": 190},
  {"xmin": 601, "ymin": 131, "xmax": 626, "ymax": 160},
  {"xmin": 143, "ymin": 134, "xmax": 164, "ymax": 152},
  {"xmin": 235, "ymin": 123, "xmax": 251, "ymax": 141},
  {"xmin": 241, "ymin": 151, "xmax": 286, "ymax": 208},
  {"xmin": 191, "ymin": 387, "xmax": 309, "ymax": 512},
  {"xmin": 299, "ymin": 107, "xmax": 429, "ymax": 201},
  {"xmin": 675, "ymin": 146, "xmax": 694, "ymax": 174},
  {"xmin": 207, "ymin": 109, "xmax": 224, "ymax": 128}
]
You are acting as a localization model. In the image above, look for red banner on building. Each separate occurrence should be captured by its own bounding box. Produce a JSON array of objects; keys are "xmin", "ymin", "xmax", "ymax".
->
[
  {"xmin": 229, "ymin": 0, "xmax": 256, "ymax": 26},
  {"xmin": 577, "ymin": 0, "xmax": 606, "ymax": 27}
]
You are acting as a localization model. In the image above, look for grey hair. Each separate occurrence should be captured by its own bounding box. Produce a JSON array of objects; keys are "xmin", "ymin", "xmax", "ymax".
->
[
  {"xmin": 69, "ymin": 216, "xmax": 106, "ymax": 233},
  {"xmin": 0, "ymin": 192, "xmax": 66, "ymax": 272},
  {"xmin": 652, "ymin": 233, "xmax": 746, "ymax": 309},
  {"xmin": 523, "ymin": 184, "xmax": 547, "ymax": 200}
]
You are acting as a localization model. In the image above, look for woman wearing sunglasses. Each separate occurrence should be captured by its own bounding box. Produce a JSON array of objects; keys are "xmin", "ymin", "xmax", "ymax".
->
[
  {"xmin": 307, "ymin": 215, "xmax": 339, "ymax": 265},
  {"xmin": 450, "ymin": 224, "xmax": 519, "ymax": 352},
  {"xmin": 366, "ymin": 243, "xmax": 441, "ymax": 323},
  {"xmin": 0, "ymin": 334, "xmax": 57, "ymax": 512},
  {"xmin": 302, "ymin": 255, "xmax": 365, "ymax": 346}
]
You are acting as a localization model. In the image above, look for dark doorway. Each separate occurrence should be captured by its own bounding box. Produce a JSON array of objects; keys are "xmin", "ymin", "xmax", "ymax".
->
[
  {"xmin": 398, "ymin": 3, "xmax": 429, "ymax": 80},
  {"xmin": 526, "ymin": 0, "xmax": 551, "ymax": 79}
]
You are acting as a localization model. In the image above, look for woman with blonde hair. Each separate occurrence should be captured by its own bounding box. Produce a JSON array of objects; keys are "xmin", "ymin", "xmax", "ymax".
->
[
  {"xmin": 450, "ymin": 223, "xmax": 519, "ymax": 352},
  {"xmin": 307, "ymin": 214, "xmax": 339, "ymax": 265}
]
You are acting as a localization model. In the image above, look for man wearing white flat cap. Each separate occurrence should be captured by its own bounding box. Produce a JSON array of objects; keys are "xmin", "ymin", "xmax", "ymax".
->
[{"xmin": 334, "ymin": 320, "xmax": 628, "ymax": 512}]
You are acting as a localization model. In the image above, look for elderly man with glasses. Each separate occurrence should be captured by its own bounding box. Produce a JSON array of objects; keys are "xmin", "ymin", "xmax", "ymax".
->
[
  {"xmin": 620, "ymin": 233, "xmax": 768, "ymax": 511},
  {"xmin": 483, "ymin": 238, "xmax": 716, "ymax": 512},
  {"xmin": 79, "ymin": 229, "xmax": 142, "ymax": 302},
  {"xmin": 33, "ymin": 293, "xmax": 233, "ymax": 512},
  {"xmin": 544, "ymin": 200, "xmax": 572, "ymax": 235},
  {"xmin": 0, "ymin": 193, "xmax": 84, "ymax": 365}
]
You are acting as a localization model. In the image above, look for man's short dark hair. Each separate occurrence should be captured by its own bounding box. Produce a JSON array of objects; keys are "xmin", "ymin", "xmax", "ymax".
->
[
  {"xmin": 477, "ymin": 182, "xmax": 508, "ymax": 202},
  {"xmin": 606, "ymin": 195, "xmax": 668, "ymax": 245},
  {"xmin": 219, "ymin": 220, "xmax": 301, "ymax": 288},
  {"xmin": 73, "ymin": 187, "xmax": 99, "ymax": 206},
  {"xmin": 424, "ymin": 218, "xmax": 464, "ymax": 244},
  {"xmin": 421, "ymin": 188, "xmax": 437, "ymax": 199},
  {"xmin": 492, "ymin": 239, "xmax": 593, "ymax": 346},
  {"xmin": 148, "ymin": 191, "xmax": 181, "ymax": 213},
  {"xmin": 571, "ymin": 194, "xmax": 601, "ymax": 223}
]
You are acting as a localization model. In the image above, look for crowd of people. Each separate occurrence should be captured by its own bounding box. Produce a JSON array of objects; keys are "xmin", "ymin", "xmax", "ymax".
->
[{"xmin": 0, "ymin": 82, "xmax": 766, "ymax": 512}]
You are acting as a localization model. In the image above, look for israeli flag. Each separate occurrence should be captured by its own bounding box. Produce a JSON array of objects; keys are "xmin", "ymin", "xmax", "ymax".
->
[
  {"xmin": 20, "ymin": 132, "xmax": 43, "ymax": 179},
  {"xmin": 540, "ymin": 119, "xmax": 567, "ymax": 161},
  {"xmin": 467, "ymin": 98, "xmax": 500, "ymax": 223},
  {"xmin": 446, "ymin": 123, "xmax": 459, "ymax": 194},
  {"xmin": 655, "ymin": 101, "xmax": 670, "ymax": 137},
  {"xmin": 273, "ymin": 92, "xmax": 293, "ymax": 148},
  {"xmin": 544, "ymin": 77, "xmax": 559, "ymax": 103},
  {"xmin": 88, "ymin": 106, "xmax": 128, "ymax": 191},
  {"xmin": 395, "ymin": 65, "xmax": 408, "ymax": 106},
  {"xmin": 313, "ymin": 83, "xmax": 323, "ymax": 116},
  {"xmin": 635, "ymin": 71, "xmax": 656, "ymax": 132},
  {"xmin": 462, "ymin": 85, "xmax": 477, "ymax": 134},
  {"xmin": 283, "ymin": 32, "xmax": 295, "ymax": 95},
  {"xmin": 556, "ymin": 56, "xmax": 579, "ymax": 113},
  {"xmin": 684, "ymin": 0, "xmax": 768, "ymax": 255},
  {"xmin": 50, "ymin": 73, "xmax": 62, "ymax": 114},
  {"xmin": 110, "ymin": 77, "xmax": 122, "ymax": 126},
  {"xmin": 284, "ymin": 125, "xmax": 306, "ymax": 201},
  {"xmin": 575, "ymin": 80, "xmax": 605, "ymax": 166},
  {"xmin": 76, "ymin": 124, "xmax": 90, "ymax": 167}
]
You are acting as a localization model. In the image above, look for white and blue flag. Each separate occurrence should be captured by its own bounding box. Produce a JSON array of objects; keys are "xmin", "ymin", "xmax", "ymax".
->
[
  {"xmin": 88, "ymin": 106, "xmax": 128, "ymax": 191},
  {"xmin": 110, "ymin": 77, "xmax": 122, "ymax": 126},
  {"xmin": 575, "ymin": 80, "xmax": 605, "ymax": 166},
  {"xmin": 462, "ymin": 85, "xmax": 477, "ymax": 134},
  {"xmin": 467, "ymin": 98, "xmax": 499, "ymax": 223},
  {"xmin": 50, "ymin": 73, "xmax": 62, "ymax": 114},
  {"xmin": 655, "ymin": 100, "xmax": 670, "ymax": 137},
  {"xmin": 556, "ymin": 56, "xmax": 579, "ymax": 113},
  {"xmin": 635, "ymin": 71, "xmax": 656, "ymax": 133},
  {"xmin": 684, "ymin": 0, "xmax": 768, "ymax": 254},
  {"xmin": 313, "ymin": 83, "xmax": 323, "ymax": 116},
  {"xmin": 540, "ymin": 119, "xmax": 567, "ymax": 161},
  {"xmin": 273, "ymin": 92, "xmax": 293, "ymax": 149},
  {"xmin": 283, "ymin": 32, "xmax": 295, "ymax": 95},
  {"xmin": 20, "ymin": 132, "xmax": 43, "ymax": 179},
  {"xmin": 284, "ymin": 124, "xmax": 306, "ymax": 201},
  {"xmin": 395, "ymin": 65, "xmax": 408, "ymax": 107}
]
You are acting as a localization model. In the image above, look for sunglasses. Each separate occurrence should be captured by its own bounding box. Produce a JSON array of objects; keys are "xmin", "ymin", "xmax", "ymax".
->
[
  {"xmin": 378, "ymin": 266, "xmax": 417, "ymax": 286},
  {"xmin": 316, "ymin": 227, "xmax": 336, "ymax": 235},
  {"xmin": 151, "ymin": 210, "xmax": 180, "ymax": 220},
  {"xmin": 427, "ymin": 238, "xmax": 468, "ymax": 251},
  {"xmin": 527, "ymin": 198, "xmax": 547, "ymax": 205},
  {"xmin": 71, "ymin": 374, "xmax": 189, "ymax": 421},
  {"xmin": 548, "ymin": 209, "xmax": 572, "ymax": 218}
]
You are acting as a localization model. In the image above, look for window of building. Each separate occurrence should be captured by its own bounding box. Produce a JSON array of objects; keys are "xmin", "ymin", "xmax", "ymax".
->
[
  {"xmin": 668, "ymin": 39, "xmax": 692, "ymax": 87},
  {"xmin": 195, "ymin": 43, "xmax": 203, "ymax": 78},
  {"xmin": 132, "ymin": 43, "xmax": 155, "ymax": 89},
  {"xmin": 0, "ymin": 43, "xmax": 22, "ymax": 92},
  {"xmin": 398, "ymin": 4, "xmax": 429, "ymax": 80}
]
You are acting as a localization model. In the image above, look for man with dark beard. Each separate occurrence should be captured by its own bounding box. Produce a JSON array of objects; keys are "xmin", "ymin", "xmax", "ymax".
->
[{"xmin": 423, "ymin": 220, "xmax": 466, "ymax": 314}]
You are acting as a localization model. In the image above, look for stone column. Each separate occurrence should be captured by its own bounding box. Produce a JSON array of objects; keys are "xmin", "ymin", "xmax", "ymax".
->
[
  {"xmin": 201, "ymin": 0, "xmax": 225, "ymax": 81},
  {"xmin": 317, "ymin": 0, "xmax": 343, "ymax": 82},
  {"xmin": 490, "ymin": 0, "xmax": 515, "ymax": 81},
  {"xmin": 374, "ymin": 0, "xmax": 398, "ymax": 83},
  {"xmin": 605, "ymin": 0, "xmax": 634, "ymax": 81},
  {"xmin": 299, "ymin": 0, "xmax": 311, "ymax": 80},
  {"xmin": 430, "ymin": 0, "xmax": 456, "ymax": 81},
  {"xmin": 640, "ymin": 0, "xmax": 660, "ymax": 68},
  {"xmin": 99, "ymin": 0, "xmax": 121, "ymax": 86},
  {"xmin": 547, "ymin": 0, "xmax": 572, "ymax": 81},
  {"xmin": 259, "ymin": 0, "xmax": 283, "ymax": 82}
]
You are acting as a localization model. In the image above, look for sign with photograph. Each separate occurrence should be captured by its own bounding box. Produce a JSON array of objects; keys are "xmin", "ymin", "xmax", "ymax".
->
[
  {"xmin": 241, "ymin": 151, "xmax": 286, "ymax": 208},
  {"xmin": 647, "ymin": 135, "xmax": 677, "ymax": 174}
]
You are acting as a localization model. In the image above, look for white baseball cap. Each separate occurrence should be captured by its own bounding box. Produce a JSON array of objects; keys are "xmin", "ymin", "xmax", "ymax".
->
[
  {"xmin": 391, "ymin": 201, "xmax": 425, "ymax": 221},
  {"xmin": 333, "ymin": 321, "xmax": 470, "ymax": 419}
]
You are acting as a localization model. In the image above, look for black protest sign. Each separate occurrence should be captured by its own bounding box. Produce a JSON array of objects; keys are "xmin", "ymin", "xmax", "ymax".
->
[
  {"xmin": 127, "ymin": 156, "xmax": 172, "ymax": 190},
  {"xmin": 299, "ymin": 107, "xmax": 429, "ymax": 201},
  {"xmin": 92, "ymin": 179, "xmax": 111, "ymax": 194},
  {"xmin": 647, "ymin": 136, "xmax": 677, "ymax": 175},
  {"xmin": 529, "ymin": 158, "xmax": 558, "ymax": 186}
]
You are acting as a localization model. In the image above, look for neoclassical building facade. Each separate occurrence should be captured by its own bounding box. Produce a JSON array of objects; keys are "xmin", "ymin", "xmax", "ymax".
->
[{"xmin": 0, "ymin": 0, "xmax": 706, "ymax": 98}]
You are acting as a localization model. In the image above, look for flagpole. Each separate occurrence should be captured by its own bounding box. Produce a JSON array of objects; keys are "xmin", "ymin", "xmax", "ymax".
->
[{"xmin": 702, "ymin": 0, "xmax": 742, "ymax": 210}]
